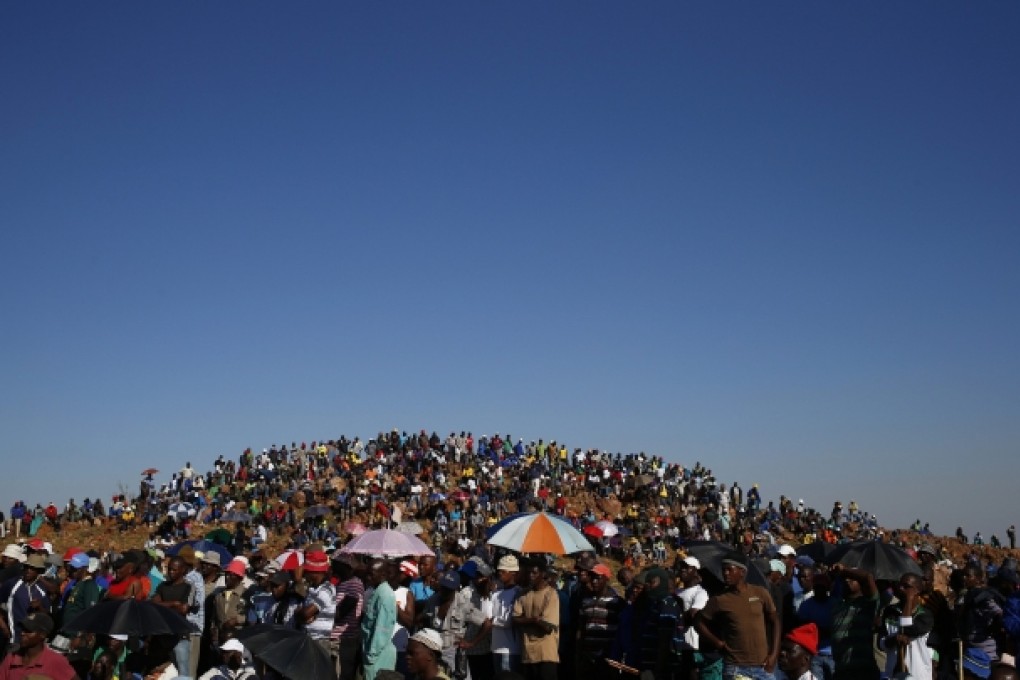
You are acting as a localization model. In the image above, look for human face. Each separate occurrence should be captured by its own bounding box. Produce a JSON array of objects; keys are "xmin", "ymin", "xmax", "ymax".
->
[
  {"xmin": 778, "ymin": 641, "xmax": 808, "ymax": 674},
  {"xmin": 722, "ymin": 563, "xmax": 746, "ymax": 588},
  {"xmin": 405, "ymin": 640, "xmax": 433, "ymax": 675},
  {"xmin": 497, "ymin": 569, "xmax": 517, "ymax": 588},
  {"xmin": 418, "ymin": 556, "xmax": 436, "ymax": 579},
  {"xmin": 528, "ymin": 566, "xmax": 545, "ymax": 589}
]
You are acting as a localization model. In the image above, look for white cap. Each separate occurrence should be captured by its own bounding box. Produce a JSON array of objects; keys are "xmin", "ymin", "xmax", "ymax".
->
[
  {"xmin": 220, "ymin": 639, "xmax": 245, "ymax": 653},
  {"xmin": 682, "ymin": 556, "xmax": 701, "ymax": 570},
  {"xmin": 777, "ymin": 545, "xmax": 797, "ymax": 557}
]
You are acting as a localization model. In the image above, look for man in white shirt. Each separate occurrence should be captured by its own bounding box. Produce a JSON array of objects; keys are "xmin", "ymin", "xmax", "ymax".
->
[{"xmin": 489, "ymin": 555, "xmax": 522, "ymax": 674}]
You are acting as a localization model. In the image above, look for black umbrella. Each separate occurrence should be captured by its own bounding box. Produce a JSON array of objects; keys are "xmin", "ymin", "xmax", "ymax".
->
[
  {"xmin": 235, "ymin": 624, "xmax": 334, "ymax": 680},
  {"xmin": 796, "ymin": 541, "xmax": 837, "ymax": 564},
  {"xmin": 304, "ymin": 505, "xmax": 332, "ymax": 520},
  {"xmin": 830, "ymin": 540, "xmax": 922, "ymax": 581},
  {"xmin": 682, "ymin": 540, "xmax": 769, "ymax": 587},
  {"xmin": 67, "ymin": 598, "xmax": 196, "ymax": 636}
]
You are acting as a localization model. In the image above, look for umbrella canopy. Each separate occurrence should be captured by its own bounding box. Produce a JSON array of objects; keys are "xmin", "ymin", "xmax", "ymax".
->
[
  {"xmin": 487, "ymin": 512, "xmax": 595, "ymax": 555},
  {"xmin": 344, "ymin": 522, "xmax": 368, "ymax": 536},
  {"xmin": 394, "ymin": 522, "xmax": 424, "ymax": 536},
  {"xmin": 274, "ymin": 549, "xmax": 304, "ymax": 571},
  {"xmin": 682, "ymin": 540, "xmax": 769, "ymax": 587},
  {"xmin": 304, "ymin": 505, "xmax": 332, "ymax": 520},
  {"xmin": 167, "ymin": 502, "xmax": 195, "ymax": 519},
  {"xmin": 66, "ymin": 598, "xmax": 196, "ymax": 637},
  {"xmin": 338, "ymin": 529, "xmax": 432, "ymax": 557},
  {"xmin": 829, "ymin": 540, "xmax": 922, "ymax": 580},
  {"xmin": 595, "ymin": 520, "xmax": 620, "ymax": 538},
  {"xmin": 449, "ymin": 490, "xmax": 471, "ymax": 502},
  {"xmin": 141, "ymin": 468, "xmax": 159, "ymax": 476},
  {"xmin": 168, "ymin": 540, "xmax": 232, "ymax": 566},
  {"xmin": 796, "ymin": 541, "xmax": 836, "ymax": 564},
  {"xmin": 221, "ymin": 510, "xmax": 254, "ymax": 524},
  {"xmin": 205, "ymin": 528, "xmax": 233, "ymax": 545},
  {"xmin": 235, "ymin": 624, "xmax": 333, "ymax": 680},
  {"xmin": 583, "ymin": 524, "xmax": 606, "ymax": 539}
]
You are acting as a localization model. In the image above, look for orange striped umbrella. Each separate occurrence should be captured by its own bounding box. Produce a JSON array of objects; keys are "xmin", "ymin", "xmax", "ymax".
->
[{"xmin": 486, "ymin": 512, "xmax": 594, "ymax": 555}]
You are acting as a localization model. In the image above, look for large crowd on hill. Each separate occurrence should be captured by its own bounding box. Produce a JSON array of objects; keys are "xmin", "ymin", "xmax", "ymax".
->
[{"xmin": 2, "ymin": 428, "xmax": 1019, "ymax": 680}]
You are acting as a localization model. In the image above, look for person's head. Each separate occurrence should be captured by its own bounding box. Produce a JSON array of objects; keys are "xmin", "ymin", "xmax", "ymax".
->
[
  {"xmin": 1, "ymin": 544, "xmax": 25, "ymax": 568},
  {"xmin": 166, "ymin": 557, "xmax": 188, "ymax": 584},
  {"xmin": 199, "ymin": 552, "xmax": 221, "ymax": 578},
  {"xmin": 67, "ymin": 552, "xmax": 91, "ymax": 580},
  {"xmin": 779, "ymin": 623, "xmax": 818, "ymax": 677},
  {"xmin": 897, "ymin": 572, "xmax": 923, "ymax": 600},
  {"xmin": 496, "ymin": 554, "xmax": 520, "ymax": 588},
  {"xmin": 91, "ymin": 650, "xmax": 118, "ymax": 680},
  {"xmin": 677, "ymin": 557, "xmax": 701, "ymax": 586},
  {"xmin": 721, "ymin": 557, "xmax": 747, "ymax": 589},
  {"xmin": 418, "ymin": 554, "xmax": 437, "ymax": 579},
  {"xmin": 18, "ymin": 612, "xmax": 53, "ymax": 651},
  {"xmin": 224, "ymin": 561, "xmax": 246, "ymax": 589},
  {"xmin": 368, "ymin": 559, "xmax": 388, "ymax": 587},
  {"xmin": 22, "ymin": 554, "xmax": 46, "ymax": 583},
  {"xmin": 268, "ymin": 572, "xmax": 291, "ymax": 599},
  {"xmin": 768, "ymin": 559, "xmax": 786, "ymax": 584},
  {"xmin": 589, "ymin": 564, "xmax": 612, "ymax": 596},
  {"xmin": 964, "ymin": 564, "xmax": 986, "ymax": 589},
  {"xmin": 106, "ymin": 633, "xmax": 128, "ymax": 655},
  {"xmin": 617, "ymin": 567, "xmax": 634, "ymax": 587},
  {"xmin": 303, "ymin": 551, "xmax": 330, "ymax": 585},
  {"xmin": 777, "ymin": 545, "xmax": 797, "ymax": 577},
  {"xmin": 527, "ymin": 561, "xmax": 549, "ymax": 590},
  {"xmin": 219, "ymin": 639, "xmax": 246, "ymax": 670},
  {"xmin": 406, "ymin": 629, "xmax": 443, "ymax": 676}
]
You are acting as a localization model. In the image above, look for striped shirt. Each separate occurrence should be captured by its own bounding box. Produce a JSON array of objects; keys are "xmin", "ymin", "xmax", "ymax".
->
[
  {"xmin": 577, "ymin": 592, "xmax": 624, "ymax": 658},
  {"xmin": 304, "ymin": 581, "xmax": 336, "ymax": 640},
  {"xmin": 332, "ymin": 576, "xmax": 365, "ymax": 641}
]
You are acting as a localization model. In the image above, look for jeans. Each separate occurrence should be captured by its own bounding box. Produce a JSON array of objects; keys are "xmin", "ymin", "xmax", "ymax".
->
[
  {"xmin": 723, "ymin": 663, "xmax": 775, "ymax": 680},
  {"xmin": 173, "ymin": 636, "xmax": 192, "ymax": 680}
]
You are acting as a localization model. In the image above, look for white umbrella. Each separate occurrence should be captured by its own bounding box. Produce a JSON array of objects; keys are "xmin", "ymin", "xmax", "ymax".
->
[
  {"xmin": 595, "ymin": 520, "xmax": 620, "ymax": 537},
  {"xmin": 338, "ymin": 529, "xmax": 432, "ymax": 557}
]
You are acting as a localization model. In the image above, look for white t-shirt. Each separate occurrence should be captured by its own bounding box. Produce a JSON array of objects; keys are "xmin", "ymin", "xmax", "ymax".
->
[
  {"xmin": 679, "ymin": 584, "xmax": 709, "ymax": 650},
  {"xmin": 392, "ymin": 586, "xmax": 410, "ymax": 651},
  {"xmin": 489, "ymin": 585, "xmax": 521, "ymax": 655}
]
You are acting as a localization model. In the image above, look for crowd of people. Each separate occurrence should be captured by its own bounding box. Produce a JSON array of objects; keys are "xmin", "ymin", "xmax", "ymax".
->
[{"xmin": 1, "ymin": 428, "xmax": 1018, "ymax": 680}]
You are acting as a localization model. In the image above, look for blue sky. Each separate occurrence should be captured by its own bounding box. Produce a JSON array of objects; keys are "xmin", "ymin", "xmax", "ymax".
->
[{"xmin": 2, "ymin": 2, "xmax": 1018, "ymax": 541}]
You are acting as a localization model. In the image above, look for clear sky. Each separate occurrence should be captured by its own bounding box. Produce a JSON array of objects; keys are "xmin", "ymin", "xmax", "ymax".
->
[{"xmin": 2, "ymin": 2, "xmax": 1018, "ymax": 541}]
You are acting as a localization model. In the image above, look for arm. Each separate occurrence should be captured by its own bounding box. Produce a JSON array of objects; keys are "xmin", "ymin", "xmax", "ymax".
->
[
  {"xmin": 764, "ymin": 602, "xmax": 781, "ymax": 672},
  {"xmin": 396, "ymin": 592, "xmax": 415, "ymax": 630}
]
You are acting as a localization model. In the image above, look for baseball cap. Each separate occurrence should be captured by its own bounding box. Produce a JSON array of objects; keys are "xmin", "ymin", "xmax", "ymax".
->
[
  {"xmin": 682, "ymin": 556, "xmax": 701, "ymax": 570},
  {"xmin": 591, "ymin": 564, "xmax": 613, "ymax": 579},
  {"xmin": 439, "ymin": 570, "xmax": 461, "ymax": 591},
  {"xmin": 20, "ymin": 612, "xmax": 54, "ymax": 635},
  {"xmin": 220, "ymin": 639, "xmax": 246, "ymax": 653},
  {"xmin": 769, "ymin": 559, "xmax": 787, "ymax": 576},
  {"xmin": 225, "ymin": 559, "xmax": 247, "ymax": 578},
  {"xmin": 777, "ymin": 545, "xmax": 797, "ymax": 557},
  {"xmin": 69, "ymin": 553, "xmax": 91, "ymax": 570}
]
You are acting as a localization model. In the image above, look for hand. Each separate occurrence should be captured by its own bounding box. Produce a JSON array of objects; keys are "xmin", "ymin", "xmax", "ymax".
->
[{"xmin": 764, "ymin": 652, "xmax": 777, "ymax": 672}]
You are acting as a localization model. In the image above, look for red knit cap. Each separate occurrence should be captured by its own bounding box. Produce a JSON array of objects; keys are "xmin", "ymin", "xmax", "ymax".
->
[{"xmin": 785, "ymin": 623, "xmax": 819, "ymax": 655}]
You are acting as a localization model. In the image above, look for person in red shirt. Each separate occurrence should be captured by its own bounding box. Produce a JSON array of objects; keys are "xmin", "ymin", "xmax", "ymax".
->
[{"xmin": 0, "ymin": 612, "xmax": 78, "ymax": 680}]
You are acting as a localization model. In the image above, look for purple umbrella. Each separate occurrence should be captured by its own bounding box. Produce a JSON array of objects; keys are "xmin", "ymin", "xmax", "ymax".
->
[{"xmin": 338, "ymin": 529, "xmax": 432, "ymax": 557}]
